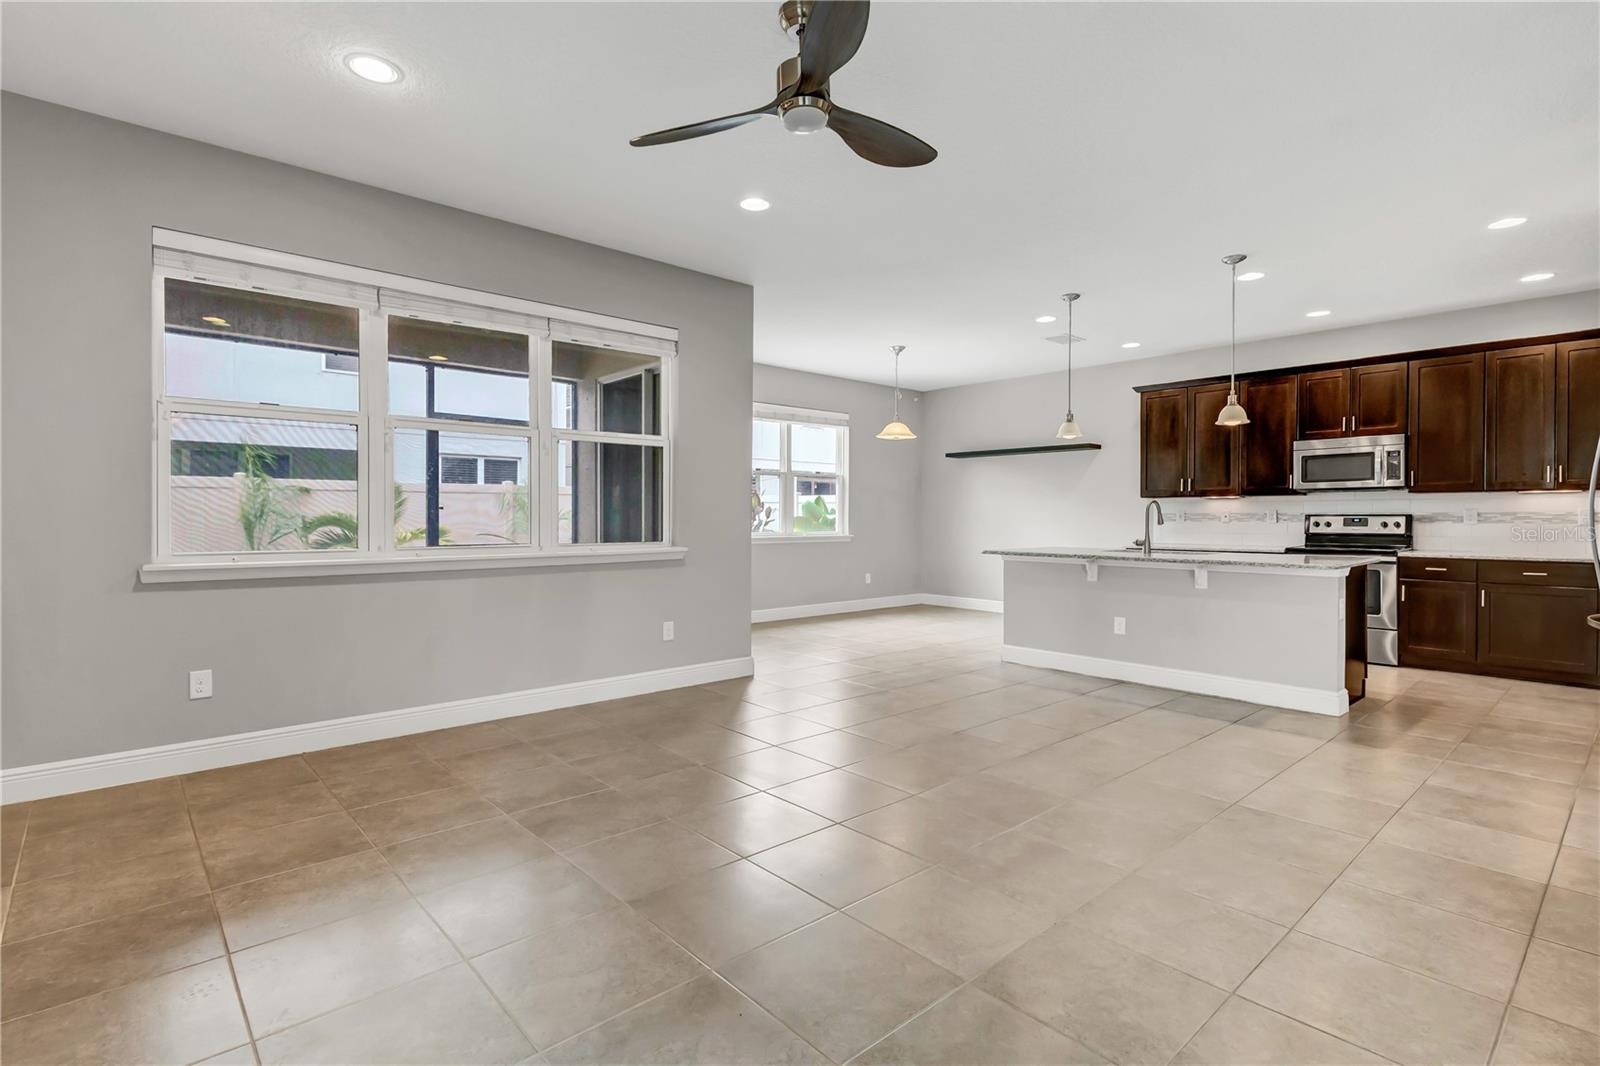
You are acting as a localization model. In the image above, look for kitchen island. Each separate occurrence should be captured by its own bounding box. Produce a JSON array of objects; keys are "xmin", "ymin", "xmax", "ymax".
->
[{"xmin": 985, "ymin": 548, "xmax": 1377, "ymax": 715}]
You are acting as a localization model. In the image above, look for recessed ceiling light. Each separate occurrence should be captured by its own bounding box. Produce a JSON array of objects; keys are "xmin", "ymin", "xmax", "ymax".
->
[
  {"xmin": 427, "ymin": 353, "xmax": 450, "ymax": 362},
  {"xmin": 345, "ymin": 54, "xmax": 402, "ymax": 84},
  {"xmin": 201, "ymin": 315, "xmax": 230, "ymax": 327},
  {"xmin": 1487, "ymin": 217, "xmax": 1527, "ymax": 230},
  {"xmin": 1235, "ymin": 271, "xmax": 1265, "ymax": 282},
  {"xmin": 1035, "ymin": 315, "xmax": 1057, "ymax": 324},
  {"xmin": 1305, "ymin": 309, "xmax": 1332, "ymax": 318},
  {"xmin": 1121, "ymin": 341, "xmax": 1141, "ymax": 349},
  {"xmin": 1520, "ymin": 272, "xmax": 1556, "ymax": 283},
  {"xmin": 739, "ymin": 197, "xmax": 771, "ymax": 212}
]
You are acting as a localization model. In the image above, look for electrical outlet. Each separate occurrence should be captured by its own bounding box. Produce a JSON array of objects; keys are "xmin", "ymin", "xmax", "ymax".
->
[
  {"xmin": 1113, "ymin": 617, "xmax": 1127, "ymax": 636},
  {"xmin": 189, "ymin": 669, "xmax": 214, "ymax": 700},
  {"xmin": 662, "ymin": 621, "xmax": 675, "ymax": 642},
  {"xmin": 865, "ymin": 573, "xmax": 872, "ymax": 585}
]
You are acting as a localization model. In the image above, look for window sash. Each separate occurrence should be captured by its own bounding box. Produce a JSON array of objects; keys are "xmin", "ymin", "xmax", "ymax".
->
[{"xmin": 152, "ymin": 247, "xmax": 675, "ymax": 567}]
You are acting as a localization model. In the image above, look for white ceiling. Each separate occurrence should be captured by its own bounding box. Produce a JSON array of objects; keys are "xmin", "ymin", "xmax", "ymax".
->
[{"xmin": 4, "ymin": 2, "xmax": 1596, "ymax": 390}]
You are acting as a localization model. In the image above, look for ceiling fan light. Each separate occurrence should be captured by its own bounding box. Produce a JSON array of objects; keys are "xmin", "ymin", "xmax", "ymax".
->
[
  {"xmin": 877, "ymin": 419, "xmax": 916, "ymax": 441},
  {"xmin": 1056, "ymin": 414, "xmax": 1083, "ymax": 440},
  {"xmin": 781, "ymin": 101, "xmax": 830, "ymax": 134},
  {"xmin": 1215, "ymin": 394, "xmax": 1250, "ymax": 426}
]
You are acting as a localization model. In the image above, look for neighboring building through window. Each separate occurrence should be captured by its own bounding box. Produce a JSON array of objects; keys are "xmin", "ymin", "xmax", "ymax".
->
[{"xmin": 751, "ymin": 405, "xmax": 848, "ymax": 537}]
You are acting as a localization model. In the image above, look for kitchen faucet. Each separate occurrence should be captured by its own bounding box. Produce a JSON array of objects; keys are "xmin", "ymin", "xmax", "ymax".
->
[{"xmin": 1136, "ymin": 499, "xmax": 1165, "ymax": 557}]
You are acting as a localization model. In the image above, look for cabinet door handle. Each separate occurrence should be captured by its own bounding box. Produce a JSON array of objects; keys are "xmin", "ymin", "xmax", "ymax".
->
[
  {"xmin": 1522, "ymin": 571, "xmax": 1548, "ymax": 577},
  {"xmin": 1409, "ymin": 470, "xmax": 1415, "ymax": 487},
  {"xmin": 1400, "ymin": 586, "xmax": 1406, "ymax": 603},
  {"xmin": 1481, "ymin": 589, "xmax": 1486, "ymax": 607},
  {"xmin": 1558, "ymin": 464, "xmax": 1564, "ymax": 483},
  {"xmin": 1546, "ymin": 465, "xmax": 1552, "ymax": 484},
  {"xmin": 1425, "ymin": 566, "xmax": 1448, "ymax": 572}
]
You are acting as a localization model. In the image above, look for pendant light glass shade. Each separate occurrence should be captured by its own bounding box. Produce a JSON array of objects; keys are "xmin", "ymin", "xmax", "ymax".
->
[
  {"xmin": 1056, "ymin": 292, "xmax": 1084, "ymax": 440},
  {"xmin": 878, "ymin": 345, "xmax": 916, "ymax": 440},
  {"xmin": 1216, "ymin": 255, "xmax": 1250, "ymax": 427}
]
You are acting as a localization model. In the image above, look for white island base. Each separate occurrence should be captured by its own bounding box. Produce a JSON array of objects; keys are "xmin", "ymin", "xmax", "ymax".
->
[{"xmin": 989, "ymin": 550, "xmax": 1372, "ymax": 716}]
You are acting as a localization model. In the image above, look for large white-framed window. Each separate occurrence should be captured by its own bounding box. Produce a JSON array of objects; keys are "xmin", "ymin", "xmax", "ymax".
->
[
  {"xmin": 751, "ymin": 403, "xmax": 849, "ymax": 541},
  {"xmin": 146, "ymin": 231, "xmax": 680, "ymax": 581}
]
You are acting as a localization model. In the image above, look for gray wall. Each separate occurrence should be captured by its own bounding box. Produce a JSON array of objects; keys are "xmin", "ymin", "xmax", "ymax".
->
[
  {"xmin": 751, "ymin": 365, "xmax": 922, "ymax": 611},
  {"xmin": 917, "ymin": 290, "xmax": 1600, "ymax": 601},
  {"xmin": 1, "ymin": 94, "xmax": 753, "ymax": 768}
]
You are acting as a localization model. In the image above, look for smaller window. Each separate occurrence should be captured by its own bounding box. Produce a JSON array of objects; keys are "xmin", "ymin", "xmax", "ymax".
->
[{"xmin": 751, "ymin": 408, "xmax": 848, "ymax": 537}]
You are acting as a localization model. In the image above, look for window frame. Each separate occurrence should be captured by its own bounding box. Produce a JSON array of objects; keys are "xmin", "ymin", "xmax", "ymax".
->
[
  {"xmin": 751, "ymin": 407, "xmax": 850, "ymax": 542},
  {"xmin": 144, "ymin": 234, "xmax": 682, "ymax": 582}
]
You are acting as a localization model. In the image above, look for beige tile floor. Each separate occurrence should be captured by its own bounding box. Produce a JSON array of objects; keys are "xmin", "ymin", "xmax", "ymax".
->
[{"xmin": 2, "ymin": 605, "xmax": 1597, "ymax": 1064}]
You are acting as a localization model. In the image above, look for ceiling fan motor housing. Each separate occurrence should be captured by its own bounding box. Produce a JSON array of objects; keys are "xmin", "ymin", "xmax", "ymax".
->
[{"xmin": 779, "ymin": 0, "xmax": 815, "ymax": 36}]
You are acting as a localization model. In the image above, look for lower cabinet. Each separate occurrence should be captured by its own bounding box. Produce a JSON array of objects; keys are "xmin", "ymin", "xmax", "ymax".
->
[
  {"xmin": 1479, "ymin": 583, "xmax": 1599, "ymax": 679},
  {"xmin": 1400, "ymin": 557, "xmax": 1600, "ymax": 685},
  {"xmin": 1398, "ymin": 578, "xmax": 1478, "ymax": 669}
]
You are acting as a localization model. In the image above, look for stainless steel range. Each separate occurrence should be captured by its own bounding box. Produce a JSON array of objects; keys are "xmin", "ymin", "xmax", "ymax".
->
[{"xmin": 1288, "ymin": 513, "xmax": 1413, "ymax": 666}]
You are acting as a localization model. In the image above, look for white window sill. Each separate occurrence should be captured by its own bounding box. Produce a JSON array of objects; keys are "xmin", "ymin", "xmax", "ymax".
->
[
  {"xmin": 751, "ymin": 534, "xmax": 853, "ymax": 544},
  {"xmin": 139, "ymin": 545, "xmax": 688, "ymax": 584}
]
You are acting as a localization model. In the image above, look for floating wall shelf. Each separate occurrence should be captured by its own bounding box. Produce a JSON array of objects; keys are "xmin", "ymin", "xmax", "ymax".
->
[{"xmin": 944, "ymin": 442, "xmax": 1104, "ymax": 459}]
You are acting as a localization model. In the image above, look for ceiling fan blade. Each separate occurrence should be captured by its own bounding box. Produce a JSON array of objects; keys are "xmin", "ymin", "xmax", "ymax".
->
[
  {"xmin": 797, "ymin": 0, "xmax": 870, "ymax": 94},
  {"xmin": 630, "ymin": 100, "xmax": 781, "ymax": 147},
  {"xmin": 827, "ymin": 106, "xmax": 937, "ymax": 167}
]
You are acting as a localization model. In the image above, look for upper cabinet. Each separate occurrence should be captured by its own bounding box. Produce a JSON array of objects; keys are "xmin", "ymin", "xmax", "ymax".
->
[
  {"xmin": 1139, "ymin": 384, "xmax": 1241, "ymax": 498},
  {"xmin": 1296, "ymin": 361, "xmax": 1407, "ymax": 439},
  {"xmin": 1408, "ymin": 351, "xmax": 1484, "ymax": 492},
  {"xmin": 1556, "ymin": 339, "xmax": 1600, "ymax": 491},
  {"xmin": 1189, "ymin": 383, "xmax": 1242, "ymax": 497},
  {"xmin": 1135, "ymin": 329, "xmax": 1598, "ymax": 499},
  {"xmin": 1240, "ymin": 374, "xmax": 1298, "ymax": 494},
  {"xmin": 1485, "ymin": 344, "xmax": 1555, "ymax": 490},
  {"xmin": 1139, "ymin": 387, "xmax": 1189, "ymax": 498}
]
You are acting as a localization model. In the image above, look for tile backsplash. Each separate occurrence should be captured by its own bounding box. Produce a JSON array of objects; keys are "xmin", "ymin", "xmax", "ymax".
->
[{"xmin": 1159, "ymin": 491, "xmax": 1596, "ymax": 559}]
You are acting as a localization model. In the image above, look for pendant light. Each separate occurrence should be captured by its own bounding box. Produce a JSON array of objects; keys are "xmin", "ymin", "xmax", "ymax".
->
[
  {"xmin": 1215, "ymin": 254, "xmax": 1251, "ymax": 426},
  {"xmin": 1055, "ymin": 292, "xmax": 1083, "ymax": 439},
  {"xmin": 877, "ymin": 345, "xmax": 916, "ymax": 440}
]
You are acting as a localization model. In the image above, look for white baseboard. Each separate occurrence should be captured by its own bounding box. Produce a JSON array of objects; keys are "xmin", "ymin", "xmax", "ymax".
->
[
  {"xmin": 752, "ymin": 593, "xmax": 1003, "ymax": 624},
  {"xmin": 1002, "ymin": 644, "xmax": 1348, "ymax": 717},
  {"xmin": 751, "ymin": 594, "xmax": 924, "ymax": 623},
  {"xmin": 0, "ymin": 655, "xmax": 755, "ymax": 804},
  {"xmin": 920, "ymin": 594, "xmax": 1004, "ymax": 614}
]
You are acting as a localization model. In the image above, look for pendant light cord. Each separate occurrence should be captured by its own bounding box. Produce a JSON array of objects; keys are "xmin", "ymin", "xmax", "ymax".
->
[
  {"xmin": 1229, "ymin": 258, "xmax": 1238, "ymax": 394},
  {"xmin": 1066, "ymin": 299, "xmax": 1074, "ymax": 416}
]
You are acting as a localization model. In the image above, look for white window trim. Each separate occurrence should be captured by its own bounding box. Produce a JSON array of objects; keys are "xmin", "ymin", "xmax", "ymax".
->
[
  {"xmin": 751, "ymin": 406, "xmax": 849, "ymax": 541},
  {"xmin": 144, "ymin": 234, "xmax": 680, "ymax": 583}
]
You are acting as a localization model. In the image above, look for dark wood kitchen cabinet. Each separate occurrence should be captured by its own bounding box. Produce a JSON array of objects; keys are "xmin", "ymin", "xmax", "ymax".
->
[
  {"xmin": 1139, "ymin": 384, "xmax": 1241, "ymax": 497},
  {"xmin": 1485, "ymin": 344, "xmax": 1556, "ymax": 490},
  {"xmin": 1240, "ymin": 374, "xmax": 1298, "ymax": 494},
  {"xmin": 1408, "ymin": 351, "xmax": 1485, "ymax": 492},
  {"xmin": 1188, "ymin": 382, "xmax": 1242, "ymax": 496},
  {"xmin": 1479, "ymin": 582, "xmax": 1599, "ymax": 680},
  {"xmin": 1398, "ymin": 576, "xmax": 1478, "ymax": 669},
  {"xmin": 1140, "ymin": 387, "xmax": 1188, "ymax": 498},
  {"xmin": 1556, "ymin": 338, "xmax": 1600, "ymax": 491},
  {"xmin": 1297, "ymin": 361, "xmax": 1406, "ymax": 439},
  {"xmin": 1400, "ymin": 557, "xmax": 1599, "ymax": 686}
]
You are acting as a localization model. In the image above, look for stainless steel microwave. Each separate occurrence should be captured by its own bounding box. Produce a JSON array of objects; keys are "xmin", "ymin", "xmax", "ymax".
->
[{"xmin": 1292, "ymin": 433, "xmax": 1407, "ymax": 491}]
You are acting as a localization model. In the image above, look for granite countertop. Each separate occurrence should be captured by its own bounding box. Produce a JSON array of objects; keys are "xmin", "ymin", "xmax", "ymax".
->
[
  {"xmin": 984, "ymin": 547, "xmax": 1381, "ymax": 571},
  {"xmin": 1401, "ymin": 549, "xmax": 1596, "ymax": 563}
]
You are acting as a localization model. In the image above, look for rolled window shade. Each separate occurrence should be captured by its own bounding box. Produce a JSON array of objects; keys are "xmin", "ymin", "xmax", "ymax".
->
[
  {"xmin": 752, "ymin": 402, "xmax": 849, "ymax": 427},
  {"xmin": 379, "ymin": 288, "xmax": 548, "ymax": 334},
  {"xmin": 153, "ymin": 248, "xmax": 377, "ymax": 306},
  {"xmin": 551, "ymin": 320, "xmax": 676, "ymax": 359}
]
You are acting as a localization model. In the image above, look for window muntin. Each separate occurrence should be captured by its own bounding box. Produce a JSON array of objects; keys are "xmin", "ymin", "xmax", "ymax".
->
[
  {"xmin": 153, "ymin": 245, "xmax": 675, "ymax": 568},
  {"xmin": 750, "ymin": 410, "xmax": 848, "ymax": 537}
]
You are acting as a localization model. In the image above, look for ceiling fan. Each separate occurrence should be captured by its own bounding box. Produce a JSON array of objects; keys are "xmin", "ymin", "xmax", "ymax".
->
[{"xmin": 629, "ymin": 0, "xmax": 937, "ymax": 168}]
